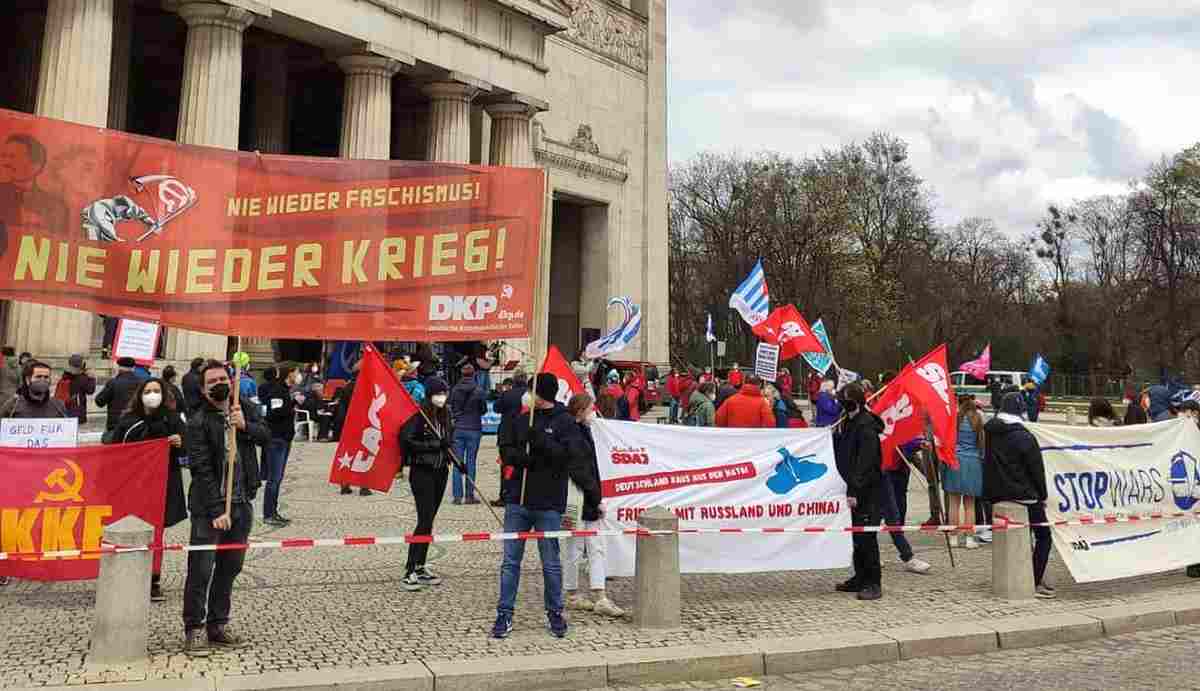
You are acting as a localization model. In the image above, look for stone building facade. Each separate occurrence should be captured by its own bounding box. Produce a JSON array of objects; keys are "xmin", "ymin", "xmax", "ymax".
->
[{"xmin": 0, "ymin": 0, "xmax": 668, "ymax": 369}]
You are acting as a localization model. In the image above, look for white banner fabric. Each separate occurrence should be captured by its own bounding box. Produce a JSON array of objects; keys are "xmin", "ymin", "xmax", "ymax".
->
[
  {"xmin": 1030, "ymin": 418, "xmax": 1200, "ymax": 583},
  {"xmin": 592, "ymin": 419, "xmax": 851, "ymax": 575}
]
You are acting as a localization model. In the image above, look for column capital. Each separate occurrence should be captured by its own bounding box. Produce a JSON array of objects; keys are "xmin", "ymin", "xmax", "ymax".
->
[
  {"xmin": 336, "ymin": 54, "xmax": 405, "ymax": 79},
  {"xmin": 485, "ymin": 102, "xmax": 539, "ymax": 121},
  {"xmin": 422, "ymin": 81, "xmax": 483, "ymax": 104},
  {"xmin": 169, "ymin": 1, "xmax": 255, "ymax": 31}
]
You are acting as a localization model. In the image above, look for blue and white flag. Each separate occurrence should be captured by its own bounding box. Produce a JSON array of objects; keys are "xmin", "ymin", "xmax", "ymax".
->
[
  {"xmin": 1028, "ymin": 354, "xmax": 1051, "ymax": 387},
  {"xmin": 729, "ymin": 259, "xmax": 770, "ymax": 326},
  {"xmin": 706, "ymin": 313, "xmax": 716, "ymax": 343},
  {"xmin": 801, "ymin": 319, "xmax": 835, "ymax": 375},
  {"xmin": 584, "ymin": 297, "xmax": 642, "ymax": 359}
]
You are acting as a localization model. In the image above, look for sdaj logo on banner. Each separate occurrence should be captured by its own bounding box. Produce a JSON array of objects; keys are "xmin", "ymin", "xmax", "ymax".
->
[
  {"xmin": 1030, "ymin": 418, "xmax": 1200, "ymax": 583},
  {"xmin": 592, "ymin": 420, "xmax": 850, "ymax": 575}
]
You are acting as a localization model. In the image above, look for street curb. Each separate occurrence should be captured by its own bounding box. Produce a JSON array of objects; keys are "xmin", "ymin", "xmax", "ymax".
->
[{"xmin": 18, "ymin": 596, "xmax": 1200, "ymax": 691}]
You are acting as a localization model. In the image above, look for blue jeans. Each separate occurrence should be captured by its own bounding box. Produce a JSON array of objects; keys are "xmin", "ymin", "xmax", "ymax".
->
[
  {"xmin": 669, "ymin": 398, "xmax": 679, "ymax": 423},
  {"xmin": 497, "ymin": 504, "xmax": 563, "ymax": 617},
  {"xmin": 451, "ymin": 429, "xmax": 482, "ymax": 500},
  {"xmin": 263, "ymin": 437, "xmax": 291, "ymax": 519},
  {"xmin": 878, "ymin": 468, "xmax": 914, "ymax": 562}
]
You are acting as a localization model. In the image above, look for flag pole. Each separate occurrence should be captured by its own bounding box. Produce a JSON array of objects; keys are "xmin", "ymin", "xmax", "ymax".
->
[{"xmin": 224, "ymin": 338, "xmax": 243, "ymax": 521}]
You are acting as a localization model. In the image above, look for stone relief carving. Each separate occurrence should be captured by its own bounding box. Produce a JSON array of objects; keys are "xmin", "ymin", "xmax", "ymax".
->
[
  {"xmin": 560, "ymin": 0, "xmax": 648, "ymax": 71},
  {"xmin": 570, "ymin": 124, "xmax": 601, "ymax": 155}
]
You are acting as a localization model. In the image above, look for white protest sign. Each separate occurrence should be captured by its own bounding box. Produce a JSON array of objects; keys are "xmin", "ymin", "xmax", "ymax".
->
[
  {"xmin": 1029, "ymin": 418, "xmax": 1200, "ymax": 582},
  {"xmin": 113, "ymin": 318, "xmax": 161, "ymax": 366},
  {"xmin": 754, "ymin": 342, "xmax": 780, "ymax": 381},
  {"xmin": 593, "ymin": 420, "xmax": 850, "ymax": 575},
  {"xmin": 0, "ymin": 418, "xmax": 79, "ymax": 448}
]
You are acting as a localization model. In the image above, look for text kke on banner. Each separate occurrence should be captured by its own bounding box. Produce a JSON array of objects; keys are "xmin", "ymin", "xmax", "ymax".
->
[
  {"xmin": 592, "ymin": 419, "xmax": 850, "ymax": 575},
  {"xmin": 0, "ymin": 109, "xmax": 545, "ymax": 342}
]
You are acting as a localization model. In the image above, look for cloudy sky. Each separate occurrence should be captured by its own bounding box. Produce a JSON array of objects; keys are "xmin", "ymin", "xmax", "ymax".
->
[{"xmin": 666, "ymin": 1, "xmax": 1200, "ymax": 234}]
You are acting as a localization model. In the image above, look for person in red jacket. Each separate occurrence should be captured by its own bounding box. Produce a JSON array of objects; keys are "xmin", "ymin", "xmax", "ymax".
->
[
  {"xmin": 623, "ymin": 372, "xmax": 642, "ymax": 422},
  {"xmin": 666, "ymin": 368, "xmax": 681, "ymax": 423},
  {"xmin": 715, "ymin": 376, "xmax": 774, "ymax": 428},
  {"xmin": 699, "ymin": 367, "xmax": 715, "ymax": 384},
  {"xmin": 727, "ymin": 364, "xmax": 744, "ymax": 388},
  {"xmin": 777, "ymin": 369, "xmax": 793, "ymax": 399}
]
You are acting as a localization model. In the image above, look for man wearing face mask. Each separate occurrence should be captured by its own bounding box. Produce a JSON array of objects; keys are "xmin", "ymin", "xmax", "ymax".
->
[
  {"xmin": 182, "ymin": 360, "xmax": 269, "ymax": 657},
  {"xmin": 833, "ymin": 383, "xmax": 885, "ymax": 601},
  {"xmin": 0, "ymin": 360, "xmax": 68, "ymax": 418}
]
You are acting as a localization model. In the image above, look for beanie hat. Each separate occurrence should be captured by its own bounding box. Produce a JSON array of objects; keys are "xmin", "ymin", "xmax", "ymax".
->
[
  {"xmin": 607, "ymin": 369, "xmax": 620, "ymax": 382},
  {"xmin": 67, "ymin": 354, "xmax": 85, "ymax": 375},
  {"xmin": 116, "ymin": 356, "xmax": 136, "ymax": 369},
  {"xmin": 1000, "ymin": 391, "xmax": 1026, "ymax": 417},
  {"xmin": 425, "ymin": 378, "xmax": 449, "ymax": 397},
  {"xmin": 535, "ymin": 372, "xmax": 559, "ymax": 401},
  {"xmin": 842, "ymin": 382, "xmax": 866, "ymax": 406}
]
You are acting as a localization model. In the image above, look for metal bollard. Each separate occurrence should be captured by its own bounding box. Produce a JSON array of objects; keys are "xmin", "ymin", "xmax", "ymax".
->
[
  {"xmin": 90, "ymin": 515, "xmax": 154, "ymax": 668},
  {"xmin": 633, "ymin": 506, "xmax": 681, "ymax": 629},
  {"xmin": 991, "ymin": 502, "xmax": 1035, "ymax": 601}
]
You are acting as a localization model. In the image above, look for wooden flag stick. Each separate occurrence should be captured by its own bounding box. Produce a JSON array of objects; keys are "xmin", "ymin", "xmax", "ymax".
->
[{"xmin": 223, "ymin": 350, "xmax": 242, "ymax": 521}]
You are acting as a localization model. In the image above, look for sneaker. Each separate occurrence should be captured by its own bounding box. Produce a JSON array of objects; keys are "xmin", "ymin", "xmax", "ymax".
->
[
  {"xmin": 976, "ymin": 529, "xmax": 993, "ymax": 544},
  {"xmin": 963, "ymin": 536, "xmax": 980, "ymax": 550},
  {"xmin": 1188, "ymin": 565, "xmax": 1200, "ymax": 578},
  {"xmin": 489, "ymin": 499, "xmax": 505, "ymax": 508},
  {"xmin": 183, "ymin": 628, "xmax": 210, "ymax": 657},
  {"xmin": 451, "ymin": 497, "xmax": 463, "ymax": 505},
  {"xmin": 902, "ymin": 557, "xmax": 932, "ymax": 574},
  {"xmin": 593, "ymin": 597, "xmax": 625, "ymax": 618},
  {"xmin": 150, "ymin": 582, "xmax": 165, "ymax": 602},
  {"xmin": 464, "ymin": 497, "xmax": 480, "ymax": 505},
  {"xmin": 415, "ymin": 566, "xmax": 442, "ymax": 586},
  {"xmin": 1039, "ymin": 581, "xmax": 1056, "ymax": 592},
  {"xmin": 835, "ymin": 578, "xmax": 861, "ymax": 593},
  {"xmin": 857, "ymin": 584, "xmax": 882, "ymax": 601},
  {"xmin": 402, "ymin": 573, "xmax": 424, "ymax": 592},
  {"xmin": 340, "ymin": 485, "xmax": 353, "ymax": 495},
  {"xmin": 264, "ymin": 515, "xmax": 288, "ymax": 527},
  {"xmin": 273, "ymin": 513, "xmax": 292, "ymax": 524},
  {"xmin": 546, "ymin": 610, "xmax": 568, "ymax": 638},
  {"xmin": 206, "ymin": 625, "xmax": 248, "ymax": 648},
  {"xmin": 491, "ymin": 612, "xmax": 513, "ymax": 639},
  {"xmin": 565, "ymin": 593, "xmax": 594, "ymax": 611},
  {"xmin": 359, "ymin": 487, "xmax": 373, "ymax": 496},
  {"xmin": 1035, "ymin": 584, "xmax": 1057, "ymax": 599}
]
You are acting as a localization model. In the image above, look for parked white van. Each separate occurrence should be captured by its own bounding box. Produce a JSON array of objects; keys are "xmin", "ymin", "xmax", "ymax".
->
[{"xmin": 950, "ymin": 370, "xmax": 1031, "ymax": 408}]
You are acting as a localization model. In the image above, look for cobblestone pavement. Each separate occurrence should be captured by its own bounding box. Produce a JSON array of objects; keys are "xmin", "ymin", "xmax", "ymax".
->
[
  {"xmin": 597, "ymin": 624, "xmax": 1200, "ymax": 690},
  {"xmin": 3, "ymin": 436, "xmax": 1200, "ymax": 687}
]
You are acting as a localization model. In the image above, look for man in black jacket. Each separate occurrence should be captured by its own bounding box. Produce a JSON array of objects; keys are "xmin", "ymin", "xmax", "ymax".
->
[
  {"xmin": 258, "ymin": 366, "xmax": 296, "ymax": 526},
  {"xmin": 182, "ymin": 360, "xmax": 269, "ymax": 657},
  {"xmin": 492, "ymin": 373, "xmax": 600, "ymax": 640},
  {"xmin": 492, "ymin": 370, "xmax": 528, "ymax": 507},
  {"xmin": 834, "ymin": 383, "xmax": 885, "ymax": 601},
  {"xmin": 984, "ymin": 391, "xmax": 1054, "ymax": 598},
  {"xmin": 181, "ymin": 357, "xmax": 205, "ymax": 413},
  {"xmin": 95, "ymin": 356, "xmax": 144, "ymax": 431}
]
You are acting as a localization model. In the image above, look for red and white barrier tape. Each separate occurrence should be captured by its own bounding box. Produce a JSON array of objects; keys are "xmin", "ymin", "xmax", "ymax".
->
[{"xmin": 2, "ymin": 510, "xmax": 1197, "ymax": 561}]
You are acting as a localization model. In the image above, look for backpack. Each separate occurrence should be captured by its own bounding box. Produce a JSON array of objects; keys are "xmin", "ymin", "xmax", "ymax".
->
[
  {"xmin": 616, "ymin": 394, "xmax": 631, "ymax": 421},
  {"xmin": 54, "ymin": 376, "xmax": 72, "ymax": 404}
]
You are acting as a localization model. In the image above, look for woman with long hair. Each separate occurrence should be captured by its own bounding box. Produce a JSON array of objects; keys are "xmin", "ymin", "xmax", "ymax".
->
[
  {"xmin": 944, "ymin": 394, "xmax": 984, "ymax": 549},
  {"xmin": 562, "ymin": 393, "xmax": 624, "ymax": 617},
  {"xmin": 398, "ymin": 378, "xmax": 453, "ymax": 592},
  {"xmin": 105, "ymin": 377, "xmax": 187, "ymax": 602}
]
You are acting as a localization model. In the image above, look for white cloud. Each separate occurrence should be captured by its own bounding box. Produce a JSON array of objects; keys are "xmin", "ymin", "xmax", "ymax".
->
[{"xmin": 668, "ymin": 0, "xmax": 1200, "ymax": 235}]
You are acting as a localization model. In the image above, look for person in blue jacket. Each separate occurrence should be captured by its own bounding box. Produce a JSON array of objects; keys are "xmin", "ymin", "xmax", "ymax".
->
[{"xmin": 813, "ymin": 378, "xmax": 842, "ymax": 427}]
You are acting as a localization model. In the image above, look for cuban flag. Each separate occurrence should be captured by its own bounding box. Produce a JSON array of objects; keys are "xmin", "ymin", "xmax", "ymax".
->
[
  {"xmin": 706, "ymin": 313, "xmax": 716, "ymax": 343},
  {"xmin": 730, "ymin": 259, "xmax": 770, "ymax": 326},
  {"xmin": 584, "ymin": 297, "xmax": 642, "ymax": 359},
  {"xmin": 1028, "ymin": 354, "xmax": 1051, "ymax": 387}
]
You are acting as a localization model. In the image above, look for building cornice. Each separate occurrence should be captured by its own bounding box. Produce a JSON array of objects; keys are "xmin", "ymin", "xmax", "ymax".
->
[{"xmin": 534, "ymin": 122, "xmax": 629, "ymax": 183}]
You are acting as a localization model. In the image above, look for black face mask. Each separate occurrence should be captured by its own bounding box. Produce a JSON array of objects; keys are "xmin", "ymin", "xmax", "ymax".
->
[
  {"xmin": 842, "ymin": 399, "xmax": 860, "ymax": 414},
  {"xmin": 207, "ymin": 383, "xmax": 231, "ymax": 402},
  {"xmin": 26, "ymin": 380, "xmax": 50, "ymax": 400}
]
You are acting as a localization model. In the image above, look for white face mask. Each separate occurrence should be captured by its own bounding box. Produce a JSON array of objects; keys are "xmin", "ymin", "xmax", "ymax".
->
[
  {"xmin": 431, "ymin": 394, "xmax": 448, "ymax": 408},
  {"xmin": 521, "ymin": 392, "xmax": 533, "ymax": 408},
  {"xmin": 142, "ymin": 392, "xmax": 163, "ymax": 410}
]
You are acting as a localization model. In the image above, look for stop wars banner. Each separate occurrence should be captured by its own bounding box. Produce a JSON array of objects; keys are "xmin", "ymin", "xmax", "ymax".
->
[
  {"xmin": 591, "ymin": 420, "xmax": 850, "ymax": 575},
  {"xmin": 1030, "ymin": 418, "xmax": 1200, "ymax": 583},
  {"xmin": 0, "ymin": 440, "xmax": 167, "ymax": 580},
  {"xmin": 0, "ymin": 109, "xmax": 544, "ymax": 341}
]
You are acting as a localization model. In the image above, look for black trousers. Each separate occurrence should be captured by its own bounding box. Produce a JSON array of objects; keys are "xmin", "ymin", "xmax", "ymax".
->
[
  {"xmin": 183, "ymin": 502, "xmax": 252, "ymax": 630},
  {"xmin": 405, "ymin": 464, "xmax": 448, "ymax": 575},
  {"xmin": 851, "ymin": 496, "xmax": 882, "ymax": 587}
]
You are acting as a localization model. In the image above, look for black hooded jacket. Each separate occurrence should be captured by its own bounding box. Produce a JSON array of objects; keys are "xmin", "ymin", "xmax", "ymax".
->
[
  {"xmin": 498, "ymin": 402, "xmax": 600, "ymax": 513},
  {"xmin": 834, "ymin": 410, "xmax": 884, "ymax": 502},
  {"xmin": 983, "ymin": 415, "xmax": 1047, "ymax": 503}
]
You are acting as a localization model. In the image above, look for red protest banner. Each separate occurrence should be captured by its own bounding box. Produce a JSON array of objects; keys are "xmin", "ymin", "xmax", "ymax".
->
[
  {"xmin": 0, "ymin": 440, "xmax": 168, "ymax": 580},
  {"xmin": 0, "ymin": 109, "xmax": 544, "ymax": 341}
]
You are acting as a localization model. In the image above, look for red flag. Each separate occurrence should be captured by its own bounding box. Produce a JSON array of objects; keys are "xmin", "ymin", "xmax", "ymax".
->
[
  {"xmin": 752, "ymin": 305, "xmax": 826, "ymax": 359},
  {"xmin": 329, "ymin": 344, "xmax": 419, "ymax": 492},
  {"xmin": 870, "ymin": 344, "xmax": 958, "ymax": 469},
  {"xmin": 539, "ymin": 345, "xmax": 585, "ymax": 405}
]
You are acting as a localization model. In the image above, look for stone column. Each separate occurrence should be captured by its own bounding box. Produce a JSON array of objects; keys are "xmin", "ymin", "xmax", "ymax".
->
[
  {"xmin": 486, "ymin": 102, "xmax": 537, "ymax": 167},
  {"xmin": 107, "ymin": 0, "xmax": 133, "ymax": 130},
  {"xmin": 338, "ymin": 54, "xmax": 402, "ymax": 160},
  {"xmin": 251, "ymin": 38, "xmax": 289, "ymax": 154},
  {"xmin": 167, "ymin": 0, "xmax": 255, "ymax": 362},
  {"xmin": 5, "ymin": 0, "xmax": 113, "ymax": 358},
  {"xmin": 423, "ymin": 82, "xmax": 478, "ymax": 163}
]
